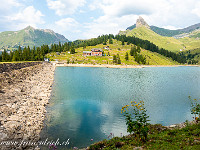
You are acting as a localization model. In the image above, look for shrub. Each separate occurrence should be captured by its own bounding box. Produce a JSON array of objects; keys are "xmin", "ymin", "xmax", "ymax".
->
[
  {"xmin": 189, "ymin": 96, "xmax": 200, "ymax": 122},
  {"xmin": 121, "ymin": 100, "xmax": 150, "ymax": 142}
]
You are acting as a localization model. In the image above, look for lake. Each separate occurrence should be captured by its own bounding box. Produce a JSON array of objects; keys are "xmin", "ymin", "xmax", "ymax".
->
[{"xmin": 40, "ymin": 66, "xmax": 200, "ymax": 149}]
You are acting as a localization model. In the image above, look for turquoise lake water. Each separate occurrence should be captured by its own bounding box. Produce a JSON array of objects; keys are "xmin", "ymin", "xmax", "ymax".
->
[{"xmin": 40, "ymin": 66, "xmax": 200, "ymax": 149}]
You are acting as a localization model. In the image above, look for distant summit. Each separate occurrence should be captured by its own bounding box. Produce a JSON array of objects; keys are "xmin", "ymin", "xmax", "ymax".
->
[
  {"xmin": 0, "ymin": 26, "xmax": 69, "ymax": 49},
  {"xmin": 126, "ymin": 17, "xmax": 200, "ymax": 37},
  {"xmin": 24, "ymin": 25, "xmax": 35, "ymax": 30},
  {"xmin": 136, "ymin": 16, "xmax": 150, "ymax": 29},
  {"xmin": 118, "ymin": 16, "xmax": 200, "ymax": 52}
]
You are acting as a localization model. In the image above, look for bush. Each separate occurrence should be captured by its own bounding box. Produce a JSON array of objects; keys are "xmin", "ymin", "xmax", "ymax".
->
[
  {"xmin": 121, "ymin": 100, "xmax": 150, "ymax": 142},
  {"xmin": 189, "ymin": 96, "xmax": 200, "ymax": 122}
]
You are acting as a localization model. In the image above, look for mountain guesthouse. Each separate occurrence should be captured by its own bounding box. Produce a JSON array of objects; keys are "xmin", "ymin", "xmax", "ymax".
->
[{"xmin": 83, "ymin": 48, "xmax": 103, "ymax": 56}]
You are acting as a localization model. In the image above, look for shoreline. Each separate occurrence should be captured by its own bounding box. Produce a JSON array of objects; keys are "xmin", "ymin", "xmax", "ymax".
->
[
  {"xmin": 0, "ymin": 61, "xmax": 199, "ymax": 149},
  {"xmin": 0, "ymin": 62, "xmax": 55, "ymax": 150},
  {"xmin": 55, "ymin": 63, "xmax": 200, "ymax": 68}
]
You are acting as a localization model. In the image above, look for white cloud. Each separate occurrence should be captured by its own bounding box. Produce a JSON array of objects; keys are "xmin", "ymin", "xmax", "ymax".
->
[
  {"xmin": 47, "ymin": 18, "xmax": 81, "ymax": 40},
  {"xmin": 192, "ymin": 2, "xmax": 200, "ymax": 17},
  {"xmin": 82, "ymin": 14, "xmax": 138, "ymax": 39},
  {"xmin": 46, "ymin": 0, "xmax": 86, "ymax": 16},
  {"xmin": 0, "ymin": 0, "xmax": 21, "ymax": 9},
  {"xmin": 55, "ymin": 18, "xmax": 79, "ymax": 30},
  {"xmin": 81, "ymin": 0, "xmax": 200, "ymax": 39},
  {"xmin": 6, "ymin": 6, "xmax": 45, "ymax": 29},
  {"xmin": 0, "ymin": 0, "xmax": 21, "ymax": 15}
]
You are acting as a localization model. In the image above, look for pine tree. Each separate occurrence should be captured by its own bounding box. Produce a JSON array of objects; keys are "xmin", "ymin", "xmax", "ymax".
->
[
  {"xmin": 125, "ymin": 52, "xmax": 129, "ymax": 61},
  {"xmin": 109, "ymin": 38, "xmax": 113, "ymax": 44},
  {"xmin": 103, "ymin": 40, "xmax": 107, "ymax": 45},
  {"xmin": 113, "ymin": 55, "xmax": 117, "ymax": 64},
  {"xmin": 2, "ymin": 49, "xmax": 10, "ymax": 62},
  {"xmin": 70, "ymin": 43, "xmax": 75, "ymax": 54},
  {"xmin": 117, "ymin": 57, "xmax": 121, "ymax": 64},
  {"xmin": 18, "ymin": 46, "xmax": 22, "ymax": 61},
  {"xmin": 122, "ymin": 40, "xmax": 125, "ymax": 45}
]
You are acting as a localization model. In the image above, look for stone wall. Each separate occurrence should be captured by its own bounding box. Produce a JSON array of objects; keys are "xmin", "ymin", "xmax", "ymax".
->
[{"xmin": 0, "ymin": 62, "xmax": 43, "ymax": 73}]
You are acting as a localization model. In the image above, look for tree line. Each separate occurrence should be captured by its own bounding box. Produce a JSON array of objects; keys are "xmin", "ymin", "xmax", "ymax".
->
[{"xmin": 0, "ymin": 42, "xmax": 76, "ymax": 62}]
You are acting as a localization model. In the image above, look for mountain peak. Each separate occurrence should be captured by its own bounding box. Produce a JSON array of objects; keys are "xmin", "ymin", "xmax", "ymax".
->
[
  {"xmin": 136, "ymin": 16, "xmax": 150, "ymax": 29},
  {"xmin": 24, "ymin": 25, "xmax": 35, "ymax": 30}
]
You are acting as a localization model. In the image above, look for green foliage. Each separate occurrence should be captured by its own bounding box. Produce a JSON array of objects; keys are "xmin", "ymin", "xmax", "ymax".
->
[
  {"xmin": 134, "ymin": 53, "xmax": 146, "ymax": 64},
  {"xmin": 2, "ymin": 49, "xmax": 10, "ymax": 62},
  {"xmin": 70, "ymin": 43, "xmax": 76, "ymax": 54},
  {"xmin": 103, "ymin": 40, "xmax": 107, "ymax": 45},
  {"xmin": 113, "ymin": 55, "xmax": 117, "ymax": 64},
  {"xmin": 121, "ymin": 101, "xmax": 150, "ymax": 142},
  {"xmin": 129, "ymin": 46, "xmax": 146, "ymax": 64},
  {"xmin": 122, "ymin": 40, "xmax": 125, "ymax": 45},
  {"xmin": 113, "ymin": 54, "xmax": 121, "ymax": 64},
  {"xmin": 189, "ymin": 96, "xmax": 200, "ymax": 122},
  {"xmin": 89, "ymin": 123, "xmax": 200, "ymax": 150},
  {"xmin": 109, "ymin": 38, "xmax": 113, "ymax": 44},
  {"xmin": 125, "ymin": 52, "xmax": 129, "ymax": 61},
  {"xmin": 67, "ymin": 59, "xmax": 70, "ymax": 64},
  {"xmin": 180, "ymin": 48, "xmax": 200, "ymax": 64}
]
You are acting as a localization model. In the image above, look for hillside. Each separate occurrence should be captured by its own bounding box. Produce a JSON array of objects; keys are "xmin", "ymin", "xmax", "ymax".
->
[
  {"xmin": 127, "ymin": 23, "xmax": 200, "ymax": 37},
  {"xmin": 46, "ymin": 39, "xmax": 179, "ymax": 65},
  {"xmin": 180, "ymin": 48, "xmax": 200, "ymax": 64},
  {"xmin": 121, "ymin": 17, "xmax": 200, "ymax": 52},
  {"xmin": 126, "ymin": 26, "xmax": 184, "ymax": 52},
  {"xmin": 0, "ymin": 26, "xmax": 69, "ymax": 49}
]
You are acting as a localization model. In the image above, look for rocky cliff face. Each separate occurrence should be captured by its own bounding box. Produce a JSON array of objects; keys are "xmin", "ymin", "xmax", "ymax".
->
[{"xmin": 136, "ymin": 16, "xmax": 150, "ymax": 29}]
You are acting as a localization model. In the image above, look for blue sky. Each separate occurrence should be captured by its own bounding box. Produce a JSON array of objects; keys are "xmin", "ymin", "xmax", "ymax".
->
[{"xmin": 0, "ymin": 0, "xmax": 200, "ymax": 41}]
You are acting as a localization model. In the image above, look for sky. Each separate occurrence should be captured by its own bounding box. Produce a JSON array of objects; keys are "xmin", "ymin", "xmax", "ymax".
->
[{"xmin": 0, "ymin": 0, "xmax": 200, "ymax": 41}]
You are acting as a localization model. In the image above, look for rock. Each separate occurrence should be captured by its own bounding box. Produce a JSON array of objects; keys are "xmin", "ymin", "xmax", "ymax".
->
[
  {"xmin": 169, "ymin": 125, "xmax": 176, "ymax": 128},
  {"xmin": 7, "ymin": 115, "xmax": 20, "ymax": 121},
  {"xmin": 136, "ymin": 16, "xmax": 150, "ymax": 29},
  {"xmin": 0, "ymin": 132, "xmax": 7, "ymax": 140},
  {"xmin": 133, "ymin": 147, "xmax": 143, "ymax": 150},
  {"xmin": 0, "ymin": 90, "xmax": 5, "ymax": 93}
]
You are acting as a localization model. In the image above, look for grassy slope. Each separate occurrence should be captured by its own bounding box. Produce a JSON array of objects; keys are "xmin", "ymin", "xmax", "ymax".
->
[
  {"xmin": 0, "ymin": 27, "xmax": 68, "ymax": 49},
  {"xmin": 46, "ymin": 40, "xmax": 179, "ymax": 65},
  {"xmin": 179, "ymin": 30, "xmax": 200, "ymax": 50},
  {"xmin": 179, "ymin": 37, "xmax": 200, "ymax": 50},
  {"xmin": 0, "ymin": 30, "xmax": 26, "ymax": 49},
  {"xmin": 126, "ymin": 27, "xmax": 184, "ymax": 52},
  {"xmin": 89, "ymin": 123, "xmax": 200, "ymax": 150}
]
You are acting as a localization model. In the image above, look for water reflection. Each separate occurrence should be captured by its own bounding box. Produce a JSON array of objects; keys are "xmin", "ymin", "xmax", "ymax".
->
[{"xmin": 40, "ymin": 66, "xmax": 200, "ymax": 149}]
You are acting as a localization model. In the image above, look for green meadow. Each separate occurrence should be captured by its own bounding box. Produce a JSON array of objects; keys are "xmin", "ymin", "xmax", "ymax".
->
[{"xmin": 46, "ymin": 40, "xmax": 179, "ymax": 65}]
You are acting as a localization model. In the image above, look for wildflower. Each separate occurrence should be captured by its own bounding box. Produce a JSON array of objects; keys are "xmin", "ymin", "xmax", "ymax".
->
[{"xmin": 91, "ymin": 139, "xmax": 93, "ymax": 141}]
